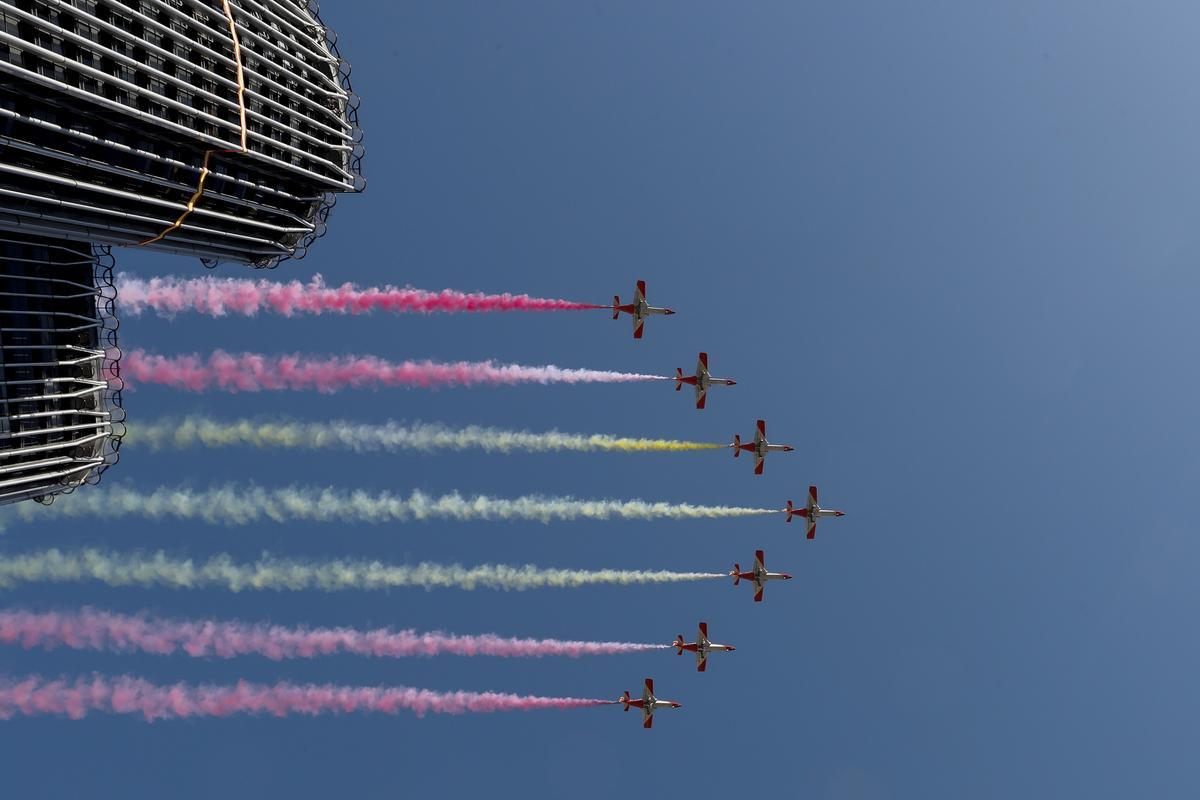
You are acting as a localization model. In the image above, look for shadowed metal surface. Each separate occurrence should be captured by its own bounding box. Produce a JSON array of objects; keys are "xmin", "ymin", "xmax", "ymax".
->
[
  {"xmin": 0, "ymin": 234, "xmax": 122, "ymax": 506},
  {"xmin": 0, "ymin": 0, "xmax": 364, "ymax": 267}
]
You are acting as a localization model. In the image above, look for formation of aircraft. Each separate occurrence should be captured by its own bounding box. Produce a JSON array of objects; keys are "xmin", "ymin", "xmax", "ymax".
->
[
  {"xmin": 730, "ymin": 549, "xmax": 793, "ymax": 603},
  {"xmin": 785, "ymin": 484, "xmax": 846, "ymax": 539},
  {"xmin": 731, "ymin": 418, "xmax": 794, "ymax": 474},
  {"xmin": 674, "ymin": 352, "xmax": 736, "ymax": 409},
  {"xmin": 611, "ymin": 279, "xmax": 675, "ymax": 339},
  {"xmin": 619, "ymin": 678, "xmax": 682, "ymax": 728},
  {"xmin": 601, "ymin": 281, "xmax": 849, "ymax": 728},
  {"xmin": 673, "ymin": 622, "xmax": 735, "ymax": 672}
]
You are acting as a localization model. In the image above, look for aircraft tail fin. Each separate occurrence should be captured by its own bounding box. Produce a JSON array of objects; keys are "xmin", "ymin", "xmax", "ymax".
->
[
  {"xmin": 786, "ymin": 499, "xmax": 795, "ymax": 522},
  {"xmin": 732, "ymin": 434, "xmax": 741, "ymax": 455},
  {"xmin": 612, "ymin": 296, "xmax": 621, "ymax": 320},
  {"xmin": 674, "ymin": 635, "xmax": 684, "ymax": 654},
  {"xmin": 732, "ymin": 564, "xmax": 741, "ymax": 585},
  {"xmin": 675, "ymin": 367, "xmax": 683, "ymax": 390}
]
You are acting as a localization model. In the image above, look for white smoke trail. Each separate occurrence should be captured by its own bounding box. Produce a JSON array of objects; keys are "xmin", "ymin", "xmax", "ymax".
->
[
  {"xmin": 9, "ymin": 484, "xmax": 779, "ymax": 528},
  {"xmin": 0, "ymin": 549, "xmax": 727, "ymax": 592},
  {"xmin": 123, "ymin": 418, "xmax": 724, "ymax": 454}
]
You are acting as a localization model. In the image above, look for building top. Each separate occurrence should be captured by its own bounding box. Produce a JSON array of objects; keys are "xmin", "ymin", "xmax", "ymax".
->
[{"xmin": 0, "ymin": 0, "xmax": 364, "ymax": 267}]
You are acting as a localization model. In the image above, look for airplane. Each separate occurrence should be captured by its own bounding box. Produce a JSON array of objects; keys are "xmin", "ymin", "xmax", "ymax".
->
[
  {"xmin": 730, "ymin": 549, "xmax": 792, "ymax": 603},
  {"xmin": 672, "ymin": 622, "xmax": 735, "ymax": 672},
  {"xmin": 785, "ymin": 484, "xmax": 846, "ymax": 539},
  {"xmin": 618, "ymin": 678, "xmax": 682, "ymax": 729},
  {"xmin": 674, "ymin": 352, "xmax": 736, "ymax": 409},
  {"xmin": 611, "ymin": 280, "xmax": 675, "ymax": 339},
  {"xmin": 731, "ymin": 419, "xmax": 794, "ymax": 474}
]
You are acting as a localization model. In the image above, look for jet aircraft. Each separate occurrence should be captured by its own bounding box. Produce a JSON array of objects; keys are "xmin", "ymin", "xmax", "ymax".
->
[
  {"xmin": 731, "ymin": 419, "xmax": 794, "ymax": 474},
  {"xmin": 611, "ymin": 280, "xmax": 675, "ymax": 338},
  {"xmin": 618, "ymin": 678, "xmax": 682, "ymax": 729},
  {"xmin": 730, "ymin": 550, "xmax": 792, "ymax": 603},
  {"xmin": 785, "ymin": 484, "xmax": 846, "ymax": 539},
  {"xmin": 674, "ymin": 352, "xmax": 736, "ymax": 409},
  {"xmin": 673, "ymin": 622, "xmax": 735, "ymax": 672}
]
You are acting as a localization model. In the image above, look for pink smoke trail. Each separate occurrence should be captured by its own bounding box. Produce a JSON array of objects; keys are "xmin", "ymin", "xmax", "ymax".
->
[
  {"xmin": 116, "ymin": 273, "xmax": 607, "ymax": 318},
  {"xmin": 0, "ymin": 609, "xmax": 668, "ymax": 660},
  {"xmin": 122, "ymin": 349, "xmax": 668, "ymax": 393},
  {"xmin": 0, "ymin": 675, "xmax": 616, "ymax": 721}
]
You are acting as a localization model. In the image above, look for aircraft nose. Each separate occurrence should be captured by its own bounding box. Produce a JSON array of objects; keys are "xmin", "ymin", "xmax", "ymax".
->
[
  {"xmin": 666, "ymin": 309, "xmax": 676, "ymax": 315},
  {"xmin": 727, "ymin": 380, "xmax": 737, "ymax": 386},
  {"xmin": 784, "ymin": 446, "xmax": 795, "ymax": 451},
  {"xmin": 836, "ymin": 511, "xmax": 845, "ymax": 516},
  {"xmin": 728, "ymin": 646, "xmax": 736, "ymax": 652},
  {"xmin": 782, "ymin": 574, "xmax": 793, "ymax": 580}
]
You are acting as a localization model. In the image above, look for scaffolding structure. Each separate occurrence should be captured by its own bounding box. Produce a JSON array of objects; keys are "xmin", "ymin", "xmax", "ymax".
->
[
  {"xmin": 0, "ymin": 234, "xmax": 123, "ymax": 506},
  {"xmin": 0, "ymin": 0, "xmax": 363, "ymax": 504},
  {"xmin": 0, "ymin": 0, "xmax": 364, "ymax": 267}
]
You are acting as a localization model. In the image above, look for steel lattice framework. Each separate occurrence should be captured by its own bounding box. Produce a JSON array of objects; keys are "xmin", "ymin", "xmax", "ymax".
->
[
  {"xmin": 0, "ymin": 234, "xmax": 123, "ymax": 506},
  {"xmin": 0, "ymin": 0, "xmax": 363, "ymax": 504},
  {"xmin": 0, "ymin": 0, "xmax": 364, "ymax": 267}
]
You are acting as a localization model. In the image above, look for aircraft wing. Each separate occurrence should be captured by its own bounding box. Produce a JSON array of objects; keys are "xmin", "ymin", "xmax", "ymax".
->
[
  {"xmin": 755, "ymin": 419, "xmax": 766, "ymax": 444},
  {"xmin": 754, "ymin": 550, "xmax": 766, "ymax": 572},
  {"xmin": 635, "ymin": 280, "xmax": 647, "ymax": 305},
  {"xmin": 754, "ymin": 452, "xmax": 764, "ymax": 475},
  {"xmin": 696, "ymin": 353, "xmax": 709, "ymax": 379},
  {"xmin": 633, "ymin": 316, "xmax": 644, "ymax": 339},
  {"xmin": 695, "ymin": 384, "xmax": 707, "ymax": 409},
  {"xmin": 698, "ymin": 622, "xmax": 708, "ymax": 642},
  {"xmin": 808, "ymin": 485, "xmax": 819, "ymax": 510},
  {"xmin": 643, "ymin": 707, "xmax": 654, "ymax": 728},
  {"xmin": 642, "ymin": 678, "xmax": 653, "ymax": 704},
  {"xmin": 696, "ymin": 650, "xmax": 707, "ymax": 671},
  {"xmin": 806, "ymin": 517, "xmax": 817, "ymax": 540},
  {"xmin": 753, "ymin": 580, "xmax": 765, "ymax": 603}
]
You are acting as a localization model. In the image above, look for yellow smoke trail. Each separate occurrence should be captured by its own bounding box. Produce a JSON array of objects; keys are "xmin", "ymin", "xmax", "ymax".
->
[
  {"xmin": 9, "ymin": 484, "xmax": 778, "ymax": 528},
  {"xmin": 0, "ymin": 549, "xmax": 727, "ymax": 592},
  {"xmin": 122, "ymin": 418, "xmax": 725, "ymax": 454}
]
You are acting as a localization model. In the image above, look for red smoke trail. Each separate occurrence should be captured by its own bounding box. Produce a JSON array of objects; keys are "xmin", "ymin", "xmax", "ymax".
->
[
  {"xmin": 0, "ymin": 675, "xmax": 615, "ymax": 720},
  {"xmin": 122, "ymin": 349, "xmax": 668, "ymax": 393},
  {"xmin": 117, "ymin": 273, "xmax": 607, "ymax": 317},
  {"xmin": 0, "ymin": 609, "xmax": 667, "ymax": 660}
]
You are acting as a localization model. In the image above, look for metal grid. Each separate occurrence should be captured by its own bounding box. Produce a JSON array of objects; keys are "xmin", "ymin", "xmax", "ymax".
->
[
  {"xmin": 0, "ymin": 0, "xmax": 364, "ymax": 267},
  {"xmin": 0, "ymin": 233, "xmax": 123, "ymax": 507}
]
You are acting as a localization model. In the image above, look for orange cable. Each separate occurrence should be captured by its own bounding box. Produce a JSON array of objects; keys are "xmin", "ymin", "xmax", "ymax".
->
[
  {"xmin": 136, "ymin": 0, "xmax": 248, "ymax": 247},
  {"xmin": 220, "ymin": 0, "xmax": 249, "ymax": 152}
]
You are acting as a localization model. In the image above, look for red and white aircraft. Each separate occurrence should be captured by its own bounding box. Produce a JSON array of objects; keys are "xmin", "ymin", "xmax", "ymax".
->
[
  {"xmin": 730, "ymin": 549, "xmax": 792, "ymax": 603},
  {"xmin": 618, "ymin": 678, "xmax": 682, "ymax": 729},
  {"xmin": 785, "ymin": 484, "xmax": 846, "ymax": 539},
  {"xmin": 611, "ymin": 280, "xmax": 675, "ymax": 339},
  {"xmin": 731, "ymin": 419, "xmax": 794, "ymax": 475},
  {"xmin": 673, "ymin": 622, "xmax": 735, "ymax": 672},
  {"xmin": 674, "ymin": 352, "xmax": 736, "ymax": 409}
]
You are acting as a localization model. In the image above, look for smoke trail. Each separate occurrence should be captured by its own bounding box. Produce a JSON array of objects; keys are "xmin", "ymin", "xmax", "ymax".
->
[
  {"xmin": 122, "ymin": 349, "xmax": 667, "ymax": 392},
  {"xmin": 0, "ymin": 674, "xmax": 615, "ymax": 721},
  {"xmin": 117, "ymin": 273, "xmax": 607, "ymax": 318},
  {"xmin": 0, "ymin": 549, "xmax": 728, "ymax": 593},
  {"xmin": 0, "ymin": 608, "xmax": 667, "ymax": 659},
  {"xmin": 124, "ymin": 417, "xmax": 725, "ymax": 454},
  {"xmin": 11, "ymin": 484, "xmax": 779, "ymax": 527}
]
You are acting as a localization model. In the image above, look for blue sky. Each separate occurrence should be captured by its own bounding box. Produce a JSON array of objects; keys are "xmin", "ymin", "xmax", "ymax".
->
[{"xmin": 3, "ymin": 2, "xmax": 1199, "ymax": 797}]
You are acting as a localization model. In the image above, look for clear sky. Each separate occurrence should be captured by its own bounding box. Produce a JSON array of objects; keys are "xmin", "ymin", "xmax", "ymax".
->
[{"xmin": 3, "ymin": 1, "xmax": 1199, "ymax": 797}]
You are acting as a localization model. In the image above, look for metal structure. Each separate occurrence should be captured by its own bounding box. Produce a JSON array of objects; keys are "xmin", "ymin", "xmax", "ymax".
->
[
  {"xmin": 0, "ymin": 0, "xmax": 364, "ymax": 268},
  {"xmin": 0, "ymin": 234, "xmax": 123, "ymax": 506},
  {"xmin": 0, "ymin": 0, "xmax": 364, "ymax": 504}
]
